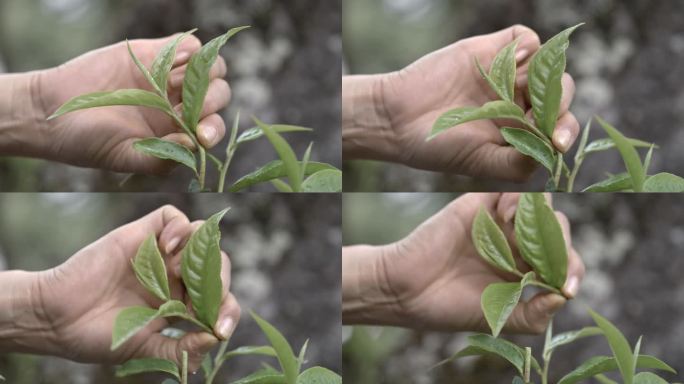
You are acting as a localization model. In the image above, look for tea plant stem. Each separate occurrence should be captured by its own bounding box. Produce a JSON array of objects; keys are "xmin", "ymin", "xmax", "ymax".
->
[
  {"xmin": 198, "ymin": 146, "xmax": 207, "ymax": 190},
  {"xmin": 182, "ymin": 350, "xmax": 188, "ymax": 384},
  {"xmin": 541, "ymin": 357, "xmax": 550, "ymax": 384},
  {"xmin": 523, "ymin": 347, "xmax": 531, "ymax": 383},
  {"xmin": 553, "ymin": 153, "xmax": 564, "ymax": 190},
  {"xmin": 165, "ymin": 101, "xmax": 209, "ymax": 189},
  {"xmin": 567, "ymin": 156, "xmax": 584, "ymax": 193},
  {"xmin": 218, "ymin": 145, "xmax": 236, "ymax": 193},
  {"xmin": 177, "ymin": 313, "xmax": 214, "ymax": 334},
  {"xmin": 206, "ymin": 340, "xmax": 230, "ymax": 384},
  {"xmin": 527, "ymin": 280, "xmax": 565, "ymax": 298}
]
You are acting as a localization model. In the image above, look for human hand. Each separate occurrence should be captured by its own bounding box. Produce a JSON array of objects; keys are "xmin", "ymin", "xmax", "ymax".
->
[
  {"xmin": 34, "ymin": 34, "xmax": 230, "ymax": 174},
  {"xmin": 343, "ymin": 193, "xmax": 584, "ymax": 334},
  {"xmin": 0, "ymin": 205, "xmax": 240, "ymax": 371},
  {"xmin": 374, "ymin": 25, "xmax": 579, "ymax": 181}
]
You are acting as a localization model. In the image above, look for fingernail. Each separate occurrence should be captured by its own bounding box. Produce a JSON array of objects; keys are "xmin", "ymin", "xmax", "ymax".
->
[
  {"xmin": 555, "ymin": 128, "xmax": 572, "ymax": 152},
  {"xmin": 564, "ymin": 276, "xmax": 579, "ymax": 298},
  {"xmin": 165, "ymin": 237, "xmax": 180, "ymax": 254},
  {"xmin": 171, "ymin": 73, "xmax": 184, "ymax": 88},
  {"xmin": 218, "ymin": 317, "xmax": 234, "ymax": 339},
  {"xmin": 515, "ymin": 49, "xmax": 530, "ymax": 62},
  {"xmin": 176, "ymin": 50, "xmax": 190, "ymax": 63},
  {"xmin": 200, "ymin": 125, "xmax": 217, "ymax": 145},
  {"xmin": 174, "ymin": 104, "xmax": 184, "ymax": 116},
  {"xmin": 504, "ymin": 206, "xmax": 517, "ymax": 223}
]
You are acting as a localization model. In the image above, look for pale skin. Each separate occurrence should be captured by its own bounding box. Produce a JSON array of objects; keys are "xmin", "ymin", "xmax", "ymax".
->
[
  {"xmin": 0, "ymin": 33, "xmax": 230, "ymax": 174},
  {"xmin": 0, "ymin": 205, "xmax": 241, "ymax": 372},
  {"xmin": 343, "ymin": 25, "xmax": 580, "ymax": 182},
  {"xmin": 342, "ymin": 193, "xmax": 585, "ymax": 333}
]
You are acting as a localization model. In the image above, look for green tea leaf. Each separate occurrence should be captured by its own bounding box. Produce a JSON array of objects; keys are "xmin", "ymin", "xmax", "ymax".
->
[
  {"xmin": 111, "ymin": 306, "xmax": 158, "ymax": 350},
  {"xmin": 512, "ymin": 377, "xmax": 524, "ymax": 384},
  {"xmin": 582, "ymin": 173, "xmax": 633, "ymax": 192},
  {"xmin": 251, "ymin": 311, "xmax": 299, "ymax": 384},
  {"xmin": 127, "ymin": 40, "xmax": 162, "ymax": 95},
  {"xmin": 481, "ymin": 272, "xmax": 535, "ymax": 337},
  {"xmin": 528, "ymin": 24, "xmax": 582, "ymax": 137},
  {"xmin": 237, "ymin": 125, "xmax": 313, "ymax": 144},
  {"xmin": 301, "ymin": 142, "xmax": 314, "ymax": 181},
  {"xmin": 115, "ymin": 358, "xmax": 180, "ymax": 379},
  {"xmin": 220, "ymin": 346, "xmax": 278, "ymax": 363},
  {"xmin": 558, "ymin": 355, "xmax": 676, "ymax": 384},
  {"xmin": 152, "ymin": 29, "xmax": 197, "ymax": 96},
  {"xmin": 271, "ymin": 179, "xmax": 294, "ymax": 192},
  {"xmin": 643, "ymin": 173, "xmax": 684, "ymax": 192},
  {"xmin": 133, "ymin": 138, "xmax": 197, "ymax": 172},
  {"xmin": 643, "ymin": 145, "xmax": 655, "ymax": 174},
  {"xmin": 301, "ymin": 169, "xmax": 343, "ymax": 193},
  {"xmin": 634, "ymin": 372, "xmax": 670, "ymax": 384},
  {"xmin": 472, "ymin": 207, "xmax": 517, "ymax": 273},
  {"xmin": 231, "ymin": 368, "xmax": 287, "ymax": 384},
  {"xmin": 254, "ymin": 118, "xmax": 303, "ymax": 191},
  {"xmin": 501, "ymin": 127, "xmax": 556, "ymax": 172},
  {"xmin": 230, "ymin": 161, "xmax": 336, "ymax": 192},
  {"xmin": 157, "ymin": 300, "xmax": 188, "ymax": 318},
  {"xmin": 429, "ymin": 101, "xmax": 527, "ymax": 140},
  {"xmin": 485, "ymin": 40, "xmax": 518, "ymax": 102},
  {"xmin": 132, "ymin": 234, "xmax": 171, "ymax": 301},
  {"xmin": 632, "ymin": 336, "xmax": 643, "ymax": 376},
  {"xmin": 544, "ymin": 326, "xmax": 602, "ymax": 360},
  {"xmin": 181, "ymin": 209, "xmax": 229, "ymax": 328},
  {"xmin": 595, "ymin": 375, "xmax": 619, "ymax": 384},
  {"xmin": 584, "ymin": 138, "xmax": 656, "ymax": 154},
  {"xmin": 596, "ymin": 117, "xmax": 646, "ymax": 192},
  {"xmin": 182, "ymin": 26, "xmax": 249, "ymax": 131},
  {"xmin": 297, "ymin": 339, "xmax": 309, "ymax": 371},
  {"xmin": 514, "ymin": 193, "xmax": 568, "ymax": 289},
  {"xmin": 441, "ymin": 333, "xmax": 529, "ymax": 375},
  {"xmin": 589, "ymin": 309, "xmax": 635, "ymax": 384},
  {"xmin": 48, "ymin": 89, "xmax": 172, "ymax": 120},
  {"xmin": 296, "ymin": 367, "xmax": 342, "ymax": 384}
]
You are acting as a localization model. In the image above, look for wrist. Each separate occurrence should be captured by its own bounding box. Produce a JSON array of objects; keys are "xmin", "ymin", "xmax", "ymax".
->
[
  {"xmin": 342, "ymin": 74, "xmax": 400, "ymax": 162},
  {"xmin": 342, "ymin": 243, "xmax": 407, "ymax": 326},
  {"xmin": 0, "ymin": 270, "xmax": 57, "ymax": 355}
]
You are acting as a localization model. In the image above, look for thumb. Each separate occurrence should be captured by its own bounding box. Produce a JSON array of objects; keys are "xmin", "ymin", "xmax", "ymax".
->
[
  {"xmin": 110, "ymin": 205, "xmax": 189, "ymax": 254},
  {"xmin": 507, "ymin": 293, "xmax": 566, "ymax": 334},
  {"xmin": 484, "ymin": 24, "xmax": 541, "ymax": 62},
  {"xmin": 140, "ymin": 331, "xmax": 219, "ymax": 373}
]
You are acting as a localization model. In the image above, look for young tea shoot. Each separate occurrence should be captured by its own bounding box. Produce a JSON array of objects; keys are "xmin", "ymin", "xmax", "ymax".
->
[
  {"xmin": 437, "ymin": 193, "xmax": 678, "ymax": 384},
  {"xmin": 429, "ymin": 24, "xmax": 684, "ymax": 192},
  {"xmin": 111, "ymin": 208, "xmax": 341, "ymax": 384},
  {"xmin": 48, "ymin": 28, "xmax": 341, "ymax": 193}
]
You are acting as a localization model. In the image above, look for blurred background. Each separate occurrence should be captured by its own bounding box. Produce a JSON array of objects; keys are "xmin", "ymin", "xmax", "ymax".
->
[
  {"xmin": 343, "ymin": 0, "xmax": 684, "ymax": 191},
  {"xmin": 343, "ymin": 193, "xmax": 684, "ymax": 383},
  {"xmin": 0, "ymin": 193, "xmax": 341, "ymax": 383},
  {"xmin": 0, "ymin": 0, "xmax": 341, "ymax": 192}
]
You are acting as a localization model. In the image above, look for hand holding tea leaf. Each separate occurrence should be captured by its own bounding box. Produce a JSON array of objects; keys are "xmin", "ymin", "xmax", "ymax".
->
[
  {"xmin": 0, "ymin": 205, "xmax": 240, "ymax": 372},
  {"xmin": 35, "ymin": 33, "xmax": 230, "ymax": 175},
  {"xmin": 343, "ymin": 25, "xmax": 579, "ymax": 181},
  {"xmin": 342, "ymin": 193, "xmax": 584, "ymax": 334}
]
